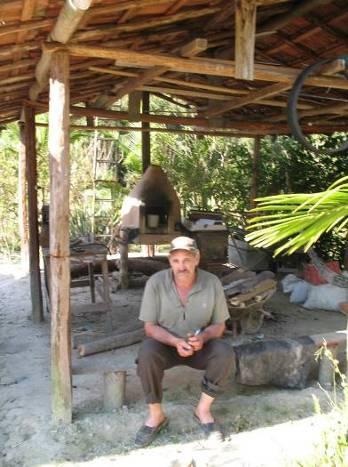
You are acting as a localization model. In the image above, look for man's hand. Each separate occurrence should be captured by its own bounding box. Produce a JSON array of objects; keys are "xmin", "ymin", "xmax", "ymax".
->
[
  {"xmin": 187, "ymin": 334, "xmax": 204, "ymax": 352},
  {"xmin": 175, "ymin": 339, "xmax": 194, "ymax": 357}
]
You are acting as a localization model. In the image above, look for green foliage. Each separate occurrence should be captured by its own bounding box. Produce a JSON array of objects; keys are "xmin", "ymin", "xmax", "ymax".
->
[
  {"xmin": 0, "ymin": 101, "xmax": 346, "ymax": 262},
  {"xmin": 297, "ymin": 345, "xmax": 348, "ymax": 467},
  {"xmin": 246, "ymin": 176, "xmax": 348, "ymax": 257},
  {"xmin": 152, "ymin": 132, "xmax": 253, "ymax": 224},
  {"xmin": 0, "ymin": 124, "xmax": 22, "ymax": 257}
]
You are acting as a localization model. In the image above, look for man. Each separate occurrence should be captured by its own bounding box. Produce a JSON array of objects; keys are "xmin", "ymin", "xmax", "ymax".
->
[{"xmin": 135, "ymin": 236, "xmax": 235, "ymax": 447}]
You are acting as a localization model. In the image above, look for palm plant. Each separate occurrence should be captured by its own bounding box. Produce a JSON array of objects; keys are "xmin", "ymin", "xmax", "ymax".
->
[{"xmin": 245, "ymin": 175, "xmax": 348, "ymax": 256}]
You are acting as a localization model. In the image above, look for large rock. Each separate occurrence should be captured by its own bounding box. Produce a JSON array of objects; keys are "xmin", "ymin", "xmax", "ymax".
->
[{"xmin": 234, "ymin": 336, "xmax": 317, "ymax": 389}]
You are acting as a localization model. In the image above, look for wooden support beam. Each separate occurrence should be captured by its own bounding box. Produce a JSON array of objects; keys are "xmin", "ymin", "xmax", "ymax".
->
[
  {"xmin": 96, "ymin": 38, "xmax": 208, "ymax": 108},
  {"xmin": 180, "ymin": 38, "xmax": 208, "ymax": 57},
  {"xmin": 36, "ymin": 121, "xmax": 260, "ymax": 138},
  {"xmin": 0, "ymin": 17, "xmax": 53, "ymax": 38},
  {"xmin": 29, "ymin": 100, "xmax": 348, "ymax": 136},
  {"xmin": 49, "ymin": 51, "xmax": 72, "ymax": 424},
  {"xmin": 128, "ymin": 91, "xmax": 142, "ymax": 121},
  {"xmin": 235, "ymin": 0, "xmax": 257, "ymax": 80},
  {"xmin": 89, "ymin": 65, "xmax": 313, "ymax": 110},
  {"xmin": 29, "ymin": 0, "xmax": 92, "ymax": 101},
  {"xmin": 54, "ymin": 43, "xmax": 348, "ymax": 91},
  {"xmin": 201, "ymin": 82, "xmax": 290, "ymax": 117},
  {"xmin": 18, "ymin": 120, "xmax": 29, "ymax": 270},
  {"xmin": 250, "ymin": 136, "xmax": 261, "ymax": 209},
  {"xmin": 74, "ymin": 6, "xmax": 219, "ymax": 42},
  {"xmin": 142, "ymin": 92, "xmax": 150, "ymax": 173},
  {"xmin": 0, "ymin": 58, "xmax": 35, "ymax": 75},
  {"xmin": 270, "ymin": 101, "xmax": 348, "ymax": 123},
  {"xmin": 23, "ymin": 105, "xmax": 43, "ymax": 323}
]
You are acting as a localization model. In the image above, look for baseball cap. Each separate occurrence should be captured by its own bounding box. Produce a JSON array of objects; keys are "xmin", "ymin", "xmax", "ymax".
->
[{"xmin": 169, "ymin": 236, "xmax": 198, "ymax": 253}]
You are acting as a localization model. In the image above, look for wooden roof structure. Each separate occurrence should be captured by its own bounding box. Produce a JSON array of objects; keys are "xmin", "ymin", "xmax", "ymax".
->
[
  {"xmin": 9, "ymin": 0, "xmax": 348, "ymax": 425},
  {"xmin": 1, "ymin": 0, "xmax": 348, "ymax": 136}
]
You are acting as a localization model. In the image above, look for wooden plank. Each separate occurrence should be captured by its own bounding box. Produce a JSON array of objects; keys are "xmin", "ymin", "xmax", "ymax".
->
[
  {"xmin": 49, "ymin": 50, "xmax": 72, "ymax": 424},
  {"xmin": 57, "ymin": 44, "xmax": 348, "ymax": 90},
  {"xmin": 235, "ymin": 0, "xmax": 257, "ymax": 80},
  {"xmin": 24, "ymin": 105, "xmax": 43, "ymax": 323}
]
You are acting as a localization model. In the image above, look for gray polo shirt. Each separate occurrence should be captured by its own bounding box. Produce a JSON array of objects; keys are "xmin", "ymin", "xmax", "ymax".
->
[{"xmin": 139, "ymin": 268, "xmax": 229, "ymax": 338}]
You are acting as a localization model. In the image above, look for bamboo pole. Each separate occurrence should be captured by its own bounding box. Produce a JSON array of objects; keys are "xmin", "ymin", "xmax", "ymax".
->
[
  {"xmin": 24, "ymin": 106, "xmax": 43, "ymax": 323},
  {"xmin": 49, "ymin": 51, "xmax": 72, "ymax": 424}
]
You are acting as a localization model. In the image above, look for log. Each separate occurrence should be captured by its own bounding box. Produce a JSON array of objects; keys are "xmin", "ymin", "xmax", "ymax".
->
[
  {"xmin": 124, "ymin": 257, "xmax": 168, "ymax": 276},
  {"xmin": 78, "ymin": 328, "xmax": 145, "ymax": 357},
  {"xmin": 220, "ymin": 269, "xmax": 255, "ymax": 285},
  {"xmin": 228, "ymin": 279, "xmax": 277, "ymax": 306},
  {"xmin": 29, "ymin": 0, "xmax": 93, "ymax": 101}
]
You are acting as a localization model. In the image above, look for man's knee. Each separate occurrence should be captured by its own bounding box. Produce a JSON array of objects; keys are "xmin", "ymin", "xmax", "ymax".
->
[
  {"xmin": 137, "ymin": 338, "xmax": 167, "ymax": 368},
  {"xmin": 209, "ymin": 339, "xmax": 234, "ymax": 360}
]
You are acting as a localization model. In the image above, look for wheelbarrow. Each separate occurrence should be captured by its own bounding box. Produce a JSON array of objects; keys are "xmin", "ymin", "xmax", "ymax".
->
[{"xmin": 226, "ymin": 279, "xmax": 277, "ymax": 335}]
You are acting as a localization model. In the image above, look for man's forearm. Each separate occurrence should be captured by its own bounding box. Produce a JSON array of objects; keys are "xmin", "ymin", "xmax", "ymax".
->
[
  {"xmin": 200, "ymin": 323, "xmax": 225, "ymax": 343},
  {"xmin": 144, "ymin": 322, "xmax": 180, "ymax": 347}
]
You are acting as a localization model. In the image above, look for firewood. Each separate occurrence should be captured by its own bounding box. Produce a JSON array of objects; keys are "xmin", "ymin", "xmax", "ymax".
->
[{"xmin": 78, "ymin": 328, "xmax": 144, "ymax": 357}]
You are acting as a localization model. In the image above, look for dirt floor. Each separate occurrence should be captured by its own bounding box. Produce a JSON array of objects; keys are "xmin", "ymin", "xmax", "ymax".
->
[{"xmin": 1, "ymin": 261, "xmax": 347, "ymax": 467}]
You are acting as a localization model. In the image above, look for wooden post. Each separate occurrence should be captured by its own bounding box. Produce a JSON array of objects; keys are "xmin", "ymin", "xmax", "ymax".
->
[
  {"xmin": 24, "ymin": 106, "xmax": 44, "ymax": 322},
  {"xmin": 250, "ymin": 136, "xmax": 261, "ymax": 209},
  {"xmin": 18, "ymin": 120, "xmax": 29, "ymax": 269},
  {"xmin": 103, "ymin": 371, "xmax": 126, "ymax": 411},
  {"xmin": 235, "ymin": 0, "xmax": 257, "ymax": 80},
  {"xmin": 318, "ymin": 344, "xmax": 338, "ymax": 388},
  {"xmin": 49, "ymin": 50, "xmax": 72, "ymax": 424},
  {"xmin": 119, "ymin": 228, "xmax": 129, "ymax": 289},
  {"xmin": 142, "ymin": 91, "xmax": 150, "ymax": 173}
]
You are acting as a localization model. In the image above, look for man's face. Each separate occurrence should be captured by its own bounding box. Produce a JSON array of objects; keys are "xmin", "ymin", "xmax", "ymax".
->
[{"xmin": 168, "ymin": 249, "xmax": 200, "ymax": 283}]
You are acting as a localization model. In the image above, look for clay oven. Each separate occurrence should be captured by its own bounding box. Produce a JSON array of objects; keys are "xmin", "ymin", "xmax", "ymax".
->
[{"xmin": 120, "ymin": 165, "xmax": 181, "ymax": 241}]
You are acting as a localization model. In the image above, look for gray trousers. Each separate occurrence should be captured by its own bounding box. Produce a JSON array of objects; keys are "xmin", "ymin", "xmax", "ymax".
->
[{"xmin": 137, "ymin": 337, "xmax": 235, "ymax": 404}]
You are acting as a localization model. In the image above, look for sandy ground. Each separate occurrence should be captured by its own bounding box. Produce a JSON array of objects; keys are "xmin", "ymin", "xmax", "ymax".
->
[{"xmin": 1, "ymin": 262, "xmax": 347, "ymax": 467}]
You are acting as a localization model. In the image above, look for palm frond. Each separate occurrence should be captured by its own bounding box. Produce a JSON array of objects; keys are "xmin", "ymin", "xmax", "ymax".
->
[{"xmin": 246, "ymin": 176, "xmax": 348, "ymax": 256}]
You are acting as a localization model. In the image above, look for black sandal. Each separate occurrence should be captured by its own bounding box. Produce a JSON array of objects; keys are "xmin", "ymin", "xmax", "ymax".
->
[
  {"xmin": 193, "ymin": 413, "xmax": 224, "ymax": 442},
  {"xmin": 134, "ymin": 417, "xmax": 169, "ymax": 448}
]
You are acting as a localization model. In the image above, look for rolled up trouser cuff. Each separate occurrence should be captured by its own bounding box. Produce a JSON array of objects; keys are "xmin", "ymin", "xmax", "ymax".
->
[{"xmin": 201, "ymin": 375, "xmax": 223, "ymax": 398}]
